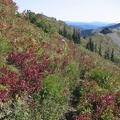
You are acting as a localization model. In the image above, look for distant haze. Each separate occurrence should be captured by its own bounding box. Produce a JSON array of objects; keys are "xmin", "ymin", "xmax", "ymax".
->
[
  {"xmin": 13, "ymin": 0, "xmax": 120, "ymax": 23},
  {"xmin": 65, "ymin": 21, "xmax": 116, "ymax": 30}
]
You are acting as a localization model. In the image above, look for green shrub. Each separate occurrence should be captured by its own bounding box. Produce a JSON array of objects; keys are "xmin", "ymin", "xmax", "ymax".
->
[
  {"xmin": 89, "ymin": 69, "xmax": 112, "ymax": 88},
  {"xmin": 64, "ymin": 62, "xmax": 79, "ymax": 90},
  {"xmin": 33, "ymin": 73, "xmax": 69, "ymax": 120},
  {"xmin": 0, "ymin": 38, "xmax": 12, "ymax": 54}
]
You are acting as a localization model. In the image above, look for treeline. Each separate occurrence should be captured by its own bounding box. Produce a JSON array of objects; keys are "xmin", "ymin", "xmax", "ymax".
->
[
  {"xmin": 86, "ymin": 38, "xmax": 115, "ymax": 62},
  {"xmin": 59, "ymin": 25, "xmax": 72, "ymax": 40},
  {"xmin": 25, "ymin": 10, "xmax": 81, "ymax": 44},
  {"xmin": 25, "ymin": 10, "xmax": 55, "ymax": 34},
  {"xmin": 59, "ymin": 25, "xmax": 81, "ymax": 44}
]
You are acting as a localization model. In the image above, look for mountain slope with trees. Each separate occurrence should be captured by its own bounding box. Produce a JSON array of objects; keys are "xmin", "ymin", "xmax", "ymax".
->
[
  {"xmin": 0, "ymin": 1, "xmax": 120, "ymax": 120},
  {"xmin": 81, "ymin": 24, "xmax": 120, "ymax": 62}
]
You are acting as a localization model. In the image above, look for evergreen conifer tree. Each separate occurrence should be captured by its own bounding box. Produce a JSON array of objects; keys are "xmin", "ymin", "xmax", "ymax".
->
[
  {"xmin": 111, "ymin": 48, "xmax": 114, "ymax": 62},
  {"xmin": 63, "ymin": 25, "xmax": 67, "ymax": 38},
  {"xmin": 86, "ymin": 38, "xmax": 94, "ymax": 52},
  {"xmin": 72, "ymin": 27, "xmax": 81, "ymax": 44},
  {"xmin": 94, "ymin": 44, "xmax": 97, "ymax": 52},
  {"xmin": 107, "ymin": 48, "xmax": 110, "ymax": 59},
  {"xmin": 104, "ymin": 49, "xmax": 108, "ymax": 59},
  {"xmin": 98, "ymin": 43, "xmax": 102, "ymax": 56},
  {"xmin": 104, "ymin": 48, "xmax": 110, "ymax": 59}
]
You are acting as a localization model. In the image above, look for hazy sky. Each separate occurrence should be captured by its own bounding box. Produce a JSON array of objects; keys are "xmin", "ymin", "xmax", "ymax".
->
[{"xmin": 13, "ymin": 0, "xmax": 120, "ymax": 23}]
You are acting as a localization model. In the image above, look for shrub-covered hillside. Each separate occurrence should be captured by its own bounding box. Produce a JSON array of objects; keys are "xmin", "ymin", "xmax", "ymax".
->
[{"xmin": 0, "ymin": 1, "xmax": 120, "ymax": 120}]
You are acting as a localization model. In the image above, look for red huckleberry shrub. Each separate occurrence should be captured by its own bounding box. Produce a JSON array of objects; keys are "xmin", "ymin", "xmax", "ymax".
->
[
  {"xmin": 0, "ymin": 49, "xmax": 55, "ymax": 101},
  {"xmin": 89, "ymin": 92, "xmax": 115, "ymax": 118},
  {"xmin": 74, "ymin": 114, "xmax": 86, "ymax": 120}
]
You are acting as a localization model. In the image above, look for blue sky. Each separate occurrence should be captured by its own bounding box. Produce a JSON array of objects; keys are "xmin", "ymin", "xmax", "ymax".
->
[{"xmin": 13, "ymin": 0, "xmax": 120, "ymax": 23}]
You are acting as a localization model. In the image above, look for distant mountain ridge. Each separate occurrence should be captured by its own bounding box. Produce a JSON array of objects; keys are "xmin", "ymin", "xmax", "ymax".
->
[
  {"xmin": 91, "ymin": 23, "xmax": 120, "ymax": 34},
  {"xmin": 82, "ymin": 22, "xmax": 120, "ymax": 55},
  {"xmin": 81, "ymin": 22, "xmax": 120, "ymax": 36},
  {"xmin": 65, "ymin": 21, "xmax": 116, "ymax": 30}
]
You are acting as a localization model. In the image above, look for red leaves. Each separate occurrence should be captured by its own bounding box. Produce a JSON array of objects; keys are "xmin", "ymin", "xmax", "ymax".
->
[
  {"xmin": 0, "ymin": 47, "xmax": 70, "ymax": 102},
  {"xmin": 54, "ymin": 57, "xmax": 68, "ymax": 69},
  {"xmin": 0, "ymin": 89, "xmax": 8, "ymax": 100},
  {"xmin": 8, "ymin": 49, "xmax": 44, "ymax": 94},
  {"xmin": 0, "ymin": 67, "xmax": 18, "ymax": 101},
  {"xmin": 74, "ymin": 113, "xmax": 92, "ymax": 120},
  {"xmin": 79, "ymin": 52, "xmax": 96, "ymax": 71},
  {"xmin": 0, "ymin": 23, "xmax": 4, "ymax": 30},
  {"xmin": 0, "ymin": 48, "xmax": 58, "ymax": 101},
  {"xmin": 74, "ymin": 114, "xmax": 86, "ymax": 120},
  {"xmin": 61, "ymin": 57, "xmax": 68, "ymax": 69},
  {"xmin": 115, "ymin": 90, "xmax": 120, "ymax": 108},
  {"xmin": 89, "ymin": 92, "xmax": 115, "ymax": 117},
  {"xmin": 74, "ymin": 91, "xmax": 116, "ymax": 120},
  {"xmin": 0, "ymin": 67, "xmax": 18, "ymax": 85},
  {"xmin": 0, "ymin": 0, "xmax": 18, "ymax": 9},
  {"xmin": 8, "ymin": 49, "xmax": 36, "ymax": 67}
]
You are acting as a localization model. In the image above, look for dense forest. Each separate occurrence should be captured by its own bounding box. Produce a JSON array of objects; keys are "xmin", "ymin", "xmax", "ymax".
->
[{"xmin": 0, "ymin": 0, "xmax": 120, "ymax": 120}]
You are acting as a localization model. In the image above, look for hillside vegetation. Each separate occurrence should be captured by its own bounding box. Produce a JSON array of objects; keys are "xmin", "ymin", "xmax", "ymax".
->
[
  {"xmin": 0, "ymin": 1, "xmax": 120, "ymax": 120},
  {"xmin": 81, "ymin": 33, "xmax": 120, "ymax": 59}
]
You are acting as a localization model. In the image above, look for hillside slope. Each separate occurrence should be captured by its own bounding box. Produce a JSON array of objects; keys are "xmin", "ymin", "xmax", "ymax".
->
[
  {"xmin": 81, "ymin": 23, "xmax": 120, "ymax": 59},
  {"xmin": 0, "ymin": 1, "xmax": 120, "ymax": 120},
  {"xmin": 107, "ymin": 33, "xmax": 120, "ymax": 46}
]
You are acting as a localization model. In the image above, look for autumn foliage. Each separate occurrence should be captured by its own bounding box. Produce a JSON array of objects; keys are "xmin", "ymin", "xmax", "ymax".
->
[{"xmin": 0, "ymin": 0, "xmax": 120, "ymax": 120}]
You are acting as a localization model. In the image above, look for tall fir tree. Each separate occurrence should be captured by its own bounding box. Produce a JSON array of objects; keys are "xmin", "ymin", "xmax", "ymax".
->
[
  {"xmin": 86, "ymin": 38, "xmax": 94, "ymax": 52},
  {"xmin": 72, "ymin": 27, "xmax": 81, "ymax": 44},
  {"xmin": 104, "ymin": 48, "xmax": 110, "ymax": 59},
  {"xmin": 104, "ymin": 49, "xmax": 108, "ymax": 59},
  {"xmin": 58, "ymin": 28, "xmax": 62, "ymax": 35},
  {"xmin": 107, "ymin": 48, "xmax": 110, "ymax": 59},
  {"xmin": 98, "ymin": 43, "xmax": 102, "ymax": 56},
  {"xmin": 63, "ymin": 25, "xmax": 67, "ymax": 38},
  {"xmin": 94, "ymin": 44, "xmax": 97, "ymax": 52},
  {"xmin": 110, "ymin": 48, "xmax": 114, "ymax": 62}
]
